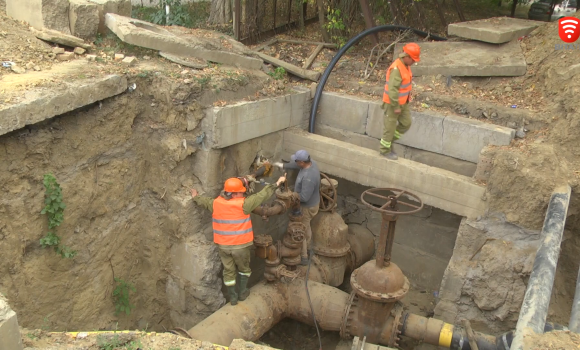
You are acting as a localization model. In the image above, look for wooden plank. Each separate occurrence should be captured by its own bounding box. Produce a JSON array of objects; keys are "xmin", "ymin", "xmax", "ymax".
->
[
  {"xmin": 461, "ymin": 319, "xmax": 480, "ymax": 350},
  {"xmin": 302, "ymin": 44, "xmax": 324, "ymax": 69},
  {"xmin": 254, "ymin": 38, "xmax": 278, "ymax": 52},
  {"xmin": 277, "ymin": 39, "xmax": 337, "ymax": 48},
  {"xmin": 256, "ymin": 52, "xmax": 321, "ymax": 82}
]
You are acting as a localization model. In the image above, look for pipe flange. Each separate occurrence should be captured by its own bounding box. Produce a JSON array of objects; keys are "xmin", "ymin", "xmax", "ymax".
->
[
  {"xmin": 389, "ymin": 303, "xmax": 404, "ymax": 348},
  {"xmin": 313, "ymin": 242, "xmax": 351, "ymax": 257},
  {"xmin": 350, "ymin": 269, "xmax": 410, "ymax": 303},
  {"xmin": 254, "ymin": 234, "xmax": 273, "ymax": 247},
  {"xmin": 282, "ymin": 254, "xmax": 301, "ymax": 266},
  {"xmin": 340, "ymin": 291, "xmax": 358, "ymax": 339}
]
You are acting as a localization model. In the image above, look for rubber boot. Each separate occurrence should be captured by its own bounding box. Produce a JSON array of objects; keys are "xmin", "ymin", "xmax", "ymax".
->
[
  {"xmin": 238, "ymin": 275, "xmax": 250, "ymax": 301},
  {"xmin": 383, "ymin": 150, "xmax": 398, "ymax": 160},
  {"xmin": 227, "ymin": 286, "xmax": 238, "ymax": 305}
]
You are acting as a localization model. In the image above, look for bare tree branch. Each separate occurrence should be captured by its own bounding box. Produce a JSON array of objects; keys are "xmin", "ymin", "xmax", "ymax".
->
[{"xmin": 363, "ymin": 30, "xmax": 410, "ymax": 81}]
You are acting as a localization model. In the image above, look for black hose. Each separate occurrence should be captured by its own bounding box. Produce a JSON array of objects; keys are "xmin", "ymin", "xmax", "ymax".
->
[{"xmin": 308, "ymin": 25, "xmax": 447, "ymax": 134}]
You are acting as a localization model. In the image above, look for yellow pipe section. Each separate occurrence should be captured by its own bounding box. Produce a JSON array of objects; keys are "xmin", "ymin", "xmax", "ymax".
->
[
  {"xmin": 49, "ymin": 331, "xmax": 228, "ymax": 349},
  {"xmin": 438, "ymin": 323, "xmax": 454, "ymax": 348}
]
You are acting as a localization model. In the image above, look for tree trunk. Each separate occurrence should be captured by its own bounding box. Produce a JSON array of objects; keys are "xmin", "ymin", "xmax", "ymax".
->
[
  {"xmin": 510, "ymin": 0, "xmax": 518, "ymax": 17},
  {"xmin": 548, "ymin": 0, "xmax": 558, "ymax": 18},
  {"xmin": 411, "ymin": 0, "xmax": 426, "ymax": 30},
  {"xmin": 317, "ymin": 0, "xmax": 331, "ymax": 42},
  {"xmin": 209, "ymin": 0, "xmax": 232, "ymax": 24},
  {"xmin": 452, "ymin": 0, "xmax": 465, "ymax": 21},
  {"xmin": 433, "ymin": 0, "xmax": 447, "ymax": 27}
]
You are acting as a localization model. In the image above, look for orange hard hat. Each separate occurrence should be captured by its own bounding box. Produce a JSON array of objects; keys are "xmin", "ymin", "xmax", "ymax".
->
[
  {"xmin": 224, "ymin": 178, "xmax": 246, "ymax": 193},
  {"xmin": 403, "ymin": 43, "xmax": 421, "ymax": 62}
]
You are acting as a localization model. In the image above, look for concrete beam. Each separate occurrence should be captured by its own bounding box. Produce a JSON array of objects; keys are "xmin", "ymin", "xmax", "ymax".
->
[
  {"xmin": 448, "ymin": 17, "xmax": 540, "ymax": 44},
  {"xmin": 105, "ymin": 14, "xmax": 263, "ymax": 71},
  {"xmin": 0, "ymin": 75, "xmax": 128, "ymax": 137},
  {"xmin": 315, "ymin": 123, "xmax": 476, "ymax": 177},
  {"xmin": 393, "ymin": 41, "xmax": 527, "ymax": 77},
  {"xmin": 283, "ymin": 129, "xmax": 486, "ymax": 218},
  {"xmin": 316, "ymin": 92, "xmax": 514, "ymax": 163},
  {"xmin": 207, "ymin": 89, "xmax": 310, "ymax": 149}
]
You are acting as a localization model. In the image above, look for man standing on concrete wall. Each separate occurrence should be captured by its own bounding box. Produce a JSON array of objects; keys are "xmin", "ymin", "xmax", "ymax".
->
[
  {"xmin": 191, "ymin": 174, "xmax": 287, "ymax": 305},
  {"xmin": 380, "ymin": 43, "xmax": 421, "ymax": 160},
  {"xmin": 273, "ymin": 150, "xmax": 320, "ymax": 265}
]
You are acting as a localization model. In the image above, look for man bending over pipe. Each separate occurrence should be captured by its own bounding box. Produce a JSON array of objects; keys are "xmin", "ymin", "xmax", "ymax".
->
[
  {"xmin": 380, "ymin": 43, "xmax": 421, "ymax": 160},
  {"xmin": 273, "ymin": 150, "xmax": 320, "ymax": 265},
  {"xmin": 191, "ymin": 174, "xmax": 287, "ymax": 305}
]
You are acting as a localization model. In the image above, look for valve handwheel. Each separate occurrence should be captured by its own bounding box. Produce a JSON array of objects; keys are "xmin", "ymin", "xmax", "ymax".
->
[
  {"xmin": 360, "ymin": 188, "xmax": 423, "ymax": 215},
  {"xmin": 319, "ymin": 172, "xmax": 338, "ymax": 212}
]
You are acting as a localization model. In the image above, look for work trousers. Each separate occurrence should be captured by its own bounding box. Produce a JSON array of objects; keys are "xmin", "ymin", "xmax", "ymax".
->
[
  {"xmin": 301, "ymin": 205, "xmax": 320, "ymax": 259},
  {"xmin": 218, "ymin": 245, "xmax": 252, "ymax": 286},
  {"xmin": 380, "ymin": 102, "xmax": 412, "ymax": 154}
]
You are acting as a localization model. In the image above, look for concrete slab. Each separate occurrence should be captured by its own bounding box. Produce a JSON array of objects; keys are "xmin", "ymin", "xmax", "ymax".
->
[
  {"xmin": 283, "ymin": 129, "xmax": 486, "ymax": 218},
  {"xmin": 69, "ymin": 0, "xmax": 100, "ymax": 40},
  {"xmin": 315, "ymin": 124, "xmax": 477, "ymax": 177},
  {"xmin": 88, "ymin": 0, "xmax": 132, "ymax": 34},
  {"xmin": 0, "ymin": 296, "xmax": 23, "ymax": 350},
  {"xmin": 207, "ymin": 89, "xmax": 310, "ymax": 148},
  {"xmin": 0, "ymin": 75, "xmax": 128, "ymax": 137},
  {"xmin": 393, "ymin": 41, "xmax": 527, "ymax": 77},
  {"xmin": 313, "ymin": 92, "xmax": 515, "ymax": 163},
  {"xmin": 448, "ymin": 17, "xmax": 541, "ymax": 44},
  {"xmin": 105, "ymin": 14, "xmax": 263, "ymax": 71},
  {"xmin": 318, "ymin": 92, "xmax": 369, "ymax": 134},
  {"xmin": 6, "ymin": 0, "xmax": 71, "ymax": 34},
  {"xmin": 31, "ymin": 27, "xmax": 92, "ymax": 50}
]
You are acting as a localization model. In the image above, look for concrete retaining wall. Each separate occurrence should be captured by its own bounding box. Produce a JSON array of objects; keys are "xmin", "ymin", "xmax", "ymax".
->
[
  {"xmin": 283, "ymin": 128, "xmax": 486, "ymax": 218},
  {"xmin": 316, "ymin": 92, "xmax": 515, "ymax": 163},
  {"xmin": 204, "ymin": 88, "xmax": 310, "ymax": 149}
]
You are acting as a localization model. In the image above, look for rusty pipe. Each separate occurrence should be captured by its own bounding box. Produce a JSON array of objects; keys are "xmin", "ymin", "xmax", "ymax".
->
[
  {"xmin": 188, "ymin": 279, "xmax": 349, "ymax": 346},
  {"xmin": 252, "ymin": 200, "xmax": 286, "ymax": 218},
  {"xmin": 345, "ymin": 226, "xmax": 376, "ymax": 275}
]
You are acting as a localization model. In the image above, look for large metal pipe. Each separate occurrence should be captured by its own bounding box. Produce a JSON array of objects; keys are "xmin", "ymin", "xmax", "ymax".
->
[
  {"xmin": 569, "ymin": 265, "xmax": 580, "ymax": 333},
  {"xmin": 510, "ymin": 185, "xmax": 572, "ymax": 350},
  {"xmin": 188, "ymin": 279, "xmax": 348, "ymax": 346}
]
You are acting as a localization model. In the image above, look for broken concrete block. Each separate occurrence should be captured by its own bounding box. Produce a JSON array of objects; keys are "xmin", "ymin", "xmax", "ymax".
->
[
  {"xmin": 393, "ymin": 41, "xmax": 527, "ymax": 77},
  {"xmin": 121, "ymin": 56, "xmax": 136, "ymax": 66},
  {"xmin": 69, "ymin": 0, "xmax": 100, "ymax": 40},
  {"xmin": 6, "ymin": 0, "xmax": 71, "ymax": 34},
  {"xmin": 159, "ymin": 52, "xmax": 207, "ymax": 69},
  {"xmin": 114, "ymin": 53, "xmax": 125, "ymax": 61},
  {"xmin": 32, "ymin": 28, "xmax": 92, "ymax": 50},
  {"xmin": 57, "ymin": 52, "xmax": 75, "ymax": 61},
  {"xmin": 0, "ymin": 295, "xmax": 23, "ymax": 350},
  {"xmin": 74, "ymin": 47, "xmax": 87, "ymax": 55},
  {"xmin": 10, "ymin": 65, "xmax": 25, "ymax": 74},
  {"xmin": 52, "ymin": 47, "xmax": 65, "ymax": 54},
  {"xmin": 105, "ymin": 14, "xmax": 263, "ymax": 71},
  {"xmin": 448, "ymin": 17, "xmax": 540, "ymax": 44},
  {"xmin": 87, "ymin": 0, "xmax": 132, "ymax": 34}
]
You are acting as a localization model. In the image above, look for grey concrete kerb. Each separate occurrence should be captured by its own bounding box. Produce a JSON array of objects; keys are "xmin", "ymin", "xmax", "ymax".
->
[
  {"xmin": 448, "ymin": 17, "xmax": 540, "ymax": 44},
  {"xmin": 105, "ymin": 14, "xmax": 263, "ymax": 71}
]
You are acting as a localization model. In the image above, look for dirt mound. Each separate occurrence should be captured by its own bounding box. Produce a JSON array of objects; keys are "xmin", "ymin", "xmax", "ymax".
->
[
  {"xmin": 524, "ymin": 329, "xmax": 580, "ymax": 350},
  {"xmin": 483, "ymin": 13, "xmax": 580, "ymax": 231}
]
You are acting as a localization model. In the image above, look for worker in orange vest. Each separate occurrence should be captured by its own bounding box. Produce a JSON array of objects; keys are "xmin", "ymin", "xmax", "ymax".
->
[
  {"xmin": 190, "ymin": 174, "xmax": 287, "ymax": 305},
  {"xmin": 380, "ymin": 43, "xmax": 421, "ymax": 160}
]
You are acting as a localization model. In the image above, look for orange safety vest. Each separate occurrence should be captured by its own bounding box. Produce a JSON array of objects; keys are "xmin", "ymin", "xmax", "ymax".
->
[
  {"xmin": 382, "ymin": 58, "xmax": 413, "ymax": 105},
  {"xmin": 212, "ymin": 197, "xmax": 254, "ymax": 246}
]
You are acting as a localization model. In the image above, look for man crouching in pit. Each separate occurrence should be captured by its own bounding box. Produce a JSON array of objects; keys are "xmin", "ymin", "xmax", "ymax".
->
[{"xmin": 191, "ymin": 174, "xmax": 287, "ymax": 305}]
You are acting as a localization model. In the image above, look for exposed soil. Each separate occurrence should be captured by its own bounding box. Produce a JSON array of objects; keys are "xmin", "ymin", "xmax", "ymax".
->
[{"xmin": 524, "ymin": 330, "xmax": 580, "ymax": 350}]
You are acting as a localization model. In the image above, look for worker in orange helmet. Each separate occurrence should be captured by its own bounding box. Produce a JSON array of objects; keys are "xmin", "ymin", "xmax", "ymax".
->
[
  {"xmin": 380, "ymin": 42, "xmax": 420, "ymax": 160},
  {"xmin": 191, "ymin": 174, "xmax": 287, "ymax": 305}
]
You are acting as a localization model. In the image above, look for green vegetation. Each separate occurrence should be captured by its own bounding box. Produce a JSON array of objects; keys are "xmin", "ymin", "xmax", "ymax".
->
[
  {"xmin": 268, "ymin": 67, "xmax": 287, "ymax": 80},
  {"xmin": 113, "ymin": 278, "xmax": 136, "ymax": 316},
  {"xmin": 39, "ymin": 174, "xmax": 76, "ymax": 259}
]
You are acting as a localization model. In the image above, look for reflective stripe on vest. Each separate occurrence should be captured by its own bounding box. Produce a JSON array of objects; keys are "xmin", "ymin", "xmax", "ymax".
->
[
  {"xmin": 382, "ymin": 59, "xmax": 413, "ymax": 105},
  {"xmin": 212, "ymin": 197, "xmax": 254, "ymax": 246}
]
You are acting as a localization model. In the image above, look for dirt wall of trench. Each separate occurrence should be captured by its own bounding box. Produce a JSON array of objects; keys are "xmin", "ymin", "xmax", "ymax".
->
[{"xmin": 0, "ymin": 72, "xmax": 288, "ymax": 332}]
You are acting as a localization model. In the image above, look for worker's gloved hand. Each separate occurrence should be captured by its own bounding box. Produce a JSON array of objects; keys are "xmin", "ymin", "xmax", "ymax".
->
[
  {"xmin": 273, "ymin": 162, "xmax": 284, "ymax": 169},
  {"xmin": 276, "ymin": 173, "xmax": 287, "ymax": 187}
]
